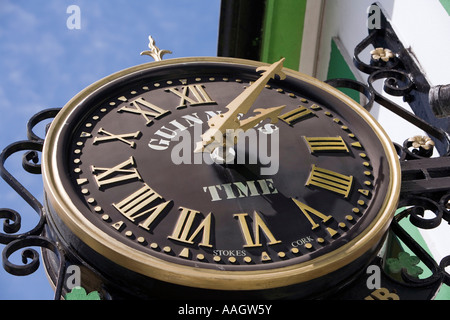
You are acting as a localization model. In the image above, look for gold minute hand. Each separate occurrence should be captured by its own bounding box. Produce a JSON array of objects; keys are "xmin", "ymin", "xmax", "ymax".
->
[{"xmin": 196, "ymin": 58, "xmax": 286, "ymax": 152}]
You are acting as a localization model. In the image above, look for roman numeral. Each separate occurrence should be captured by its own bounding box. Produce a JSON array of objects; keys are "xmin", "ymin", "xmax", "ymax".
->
[
  {"xmin": 278, "ymin": 106, "xmax": 315, "ymax": 125},
  {"xmin": 93, "ymin": 127, "xmax": 141, "ymax": 148},
  {"xmin": 166, "ymin": 84, "xmax": 216, "ymax": 109},
  {"xmin": 113, "ymin": 183, "xmax": 172, "ymax": 231},
  {"xmin": 118, "ymin": 97, "xmax": 170, "ymax": 126},
  {"xmin": 234, "ymin": 211, "xmax": 281, "ymax": 248},
  {"xmin": 306, "ymin": 165, "xmax": 353, "ymax": 198},
  {"xmin": 291, "ymin": 198, "xmax": 337, "ymax": 237},
  {"xmin": 303, "ymin": 136, "xmax": 349, "ymax": 153},
  {"xmin": 91, "ymin": 156, "xmax": 141, "ymax": 189},
  {"xmin": 168, "ymin": 207, "xmax": 213, "ymax": 248}
]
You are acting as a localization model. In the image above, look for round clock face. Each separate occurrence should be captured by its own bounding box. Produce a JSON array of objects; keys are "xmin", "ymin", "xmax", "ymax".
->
[{"xmin": 42, "ymin": 57, "xmax": 400, "ymax": 295}]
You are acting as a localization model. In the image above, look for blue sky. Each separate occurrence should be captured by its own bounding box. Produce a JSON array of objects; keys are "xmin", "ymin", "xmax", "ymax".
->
[{"xmin": 0, "ymin": 0, "xmax": 221, "ymax": 300}]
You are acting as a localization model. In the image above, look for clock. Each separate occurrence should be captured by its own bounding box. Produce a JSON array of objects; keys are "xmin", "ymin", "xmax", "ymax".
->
[{"xmin": 41, "ymin": 57, "xmax": 401, "ymax": 299}]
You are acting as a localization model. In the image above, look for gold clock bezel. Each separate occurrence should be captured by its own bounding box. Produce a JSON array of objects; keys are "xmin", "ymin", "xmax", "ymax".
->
[{"xmin": 42, "ymin": 57, "xmax": 401, "ymax": 291}]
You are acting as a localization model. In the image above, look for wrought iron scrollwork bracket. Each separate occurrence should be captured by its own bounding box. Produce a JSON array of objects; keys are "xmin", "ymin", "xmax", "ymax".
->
[
  {"xmin": 0, "ymin": 108, "xmax": 60, "ymax": 243},
  {"xmin": 0, "ymin": 108, "xmax": 68, "ymax": 300},
  {"xmin": 326, "ymin": 2, "xmax": 450, "ymax": 299}
]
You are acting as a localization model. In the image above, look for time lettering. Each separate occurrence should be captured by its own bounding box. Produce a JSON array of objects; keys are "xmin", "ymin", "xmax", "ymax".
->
[{"xmin": 203, "ymin": 179, "xmax": 278, "ymax": 201}]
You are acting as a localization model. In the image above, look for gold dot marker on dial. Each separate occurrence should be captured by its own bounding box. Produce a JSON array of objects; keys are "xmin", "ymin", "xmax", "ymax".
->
[
  {"xmin": 196, "ymin": 254, "xmax": 205, "ymax": 261},
  {"xmin": 163, "ymin": 246, "xmax": 171, "ymax": 253}
]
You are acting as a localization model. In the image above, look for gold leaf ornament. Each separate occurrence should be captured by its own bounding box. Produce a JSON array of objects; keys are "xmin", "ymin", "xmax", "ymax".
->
[
  {"xmin": 370, "ymin": 47, "xmax": 394, "ymax": 62},
  {"xmin": 408, "ymin": 135, "xmax": 435, "ymax": 150}
]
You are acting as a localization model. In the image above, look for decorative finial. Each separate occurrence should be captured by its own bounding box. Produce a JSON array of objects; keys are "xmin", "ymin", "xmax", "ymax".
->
[{"xmin": 140, "ymin": 35, "xmax": 172, "ymax": 61}]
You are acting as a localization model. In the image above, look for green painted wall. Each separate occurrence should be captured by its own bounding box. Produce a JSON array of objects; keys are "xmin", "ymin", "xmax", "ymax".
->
[
  {"xmin": 260, "ymin": 0, "xmax": 307, "ymax": 70},
  {"xmin": 395, "ymin": 211, "xmax": 450, "ymax": 300},
  {"xmin": 440, "ymin": 0, "xmax": 450, "ymax": 15},
  {"xmin": 326, "ymin": 38, "xmax": 360, "ymax": 103}
]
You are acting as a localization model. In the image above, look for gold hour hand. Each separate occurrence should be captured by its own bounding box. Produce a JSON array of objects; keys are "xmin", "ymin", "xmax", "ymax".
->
[{"xmin": 196, "ymin": 58, "xmax": 286, "ymax": 152}]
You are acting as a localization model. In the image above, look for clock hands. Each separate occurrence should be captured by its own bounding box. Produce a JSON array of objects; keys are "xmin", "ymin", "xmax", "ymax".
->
[
  {"xmin": 195, "ymin": 58, "xmax": 287, "ymax": 153},
  {"xmin": 237, "ymin": 106, "xmax": 286, "ymax": 131}
]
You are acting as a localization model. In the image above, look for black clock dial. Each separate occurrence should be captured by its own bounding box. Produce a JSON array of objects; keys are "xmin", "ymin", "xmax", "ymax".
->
[{"xmin": 42, "ymin": 57, "xmax": 400, "ymax": 296}]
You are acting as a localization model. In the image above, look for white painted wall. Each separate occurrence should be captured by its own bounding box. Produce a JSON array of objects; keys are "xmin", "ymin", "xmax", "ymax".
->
[
  {"xmin": 388, "ymin": 0, "xmax": 450, "ymax": 86},
  {"xmin": 312, "ymin": 0, "xmax": 450, "ymax": 146},
  {"xmin": 314, "ymin": 0, "xmax": 450, "ymax": 85}
]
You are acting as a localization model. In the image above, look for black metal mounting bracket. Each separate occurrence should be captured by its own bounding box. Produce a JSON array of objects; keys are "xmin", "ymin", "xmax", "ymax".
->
[{"xmin": 325, "ymin": 2, "xmax": 450, "ymax": 300}]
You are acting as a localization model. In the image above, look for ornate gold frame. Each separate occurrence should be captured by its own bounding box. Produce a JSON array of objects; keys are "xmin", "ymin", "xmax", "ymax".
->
[{"xmin": 42, "ymin": 57, "xmax": 401, "ymax": 291}]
